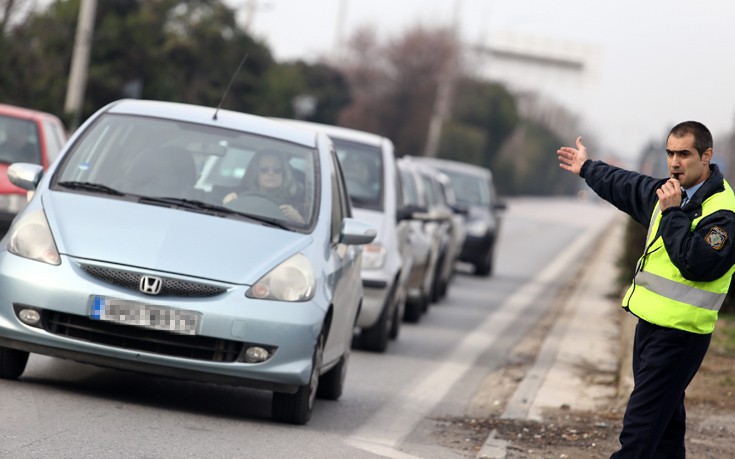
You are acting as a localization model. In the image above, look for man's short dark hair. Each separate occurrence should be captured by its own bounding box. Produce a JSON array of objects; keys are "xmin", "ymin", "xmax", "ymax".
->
[{"xmin": 669, "ymin": 121, "xmax": 713, "ymax": 155}]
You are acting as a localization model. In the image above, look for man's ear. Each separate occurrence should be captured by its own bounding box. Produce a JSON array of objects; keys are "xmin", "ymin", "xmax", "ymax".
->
[{"xmin": 703, "ymin": 148, "xmax": 713, "ymax": 164}]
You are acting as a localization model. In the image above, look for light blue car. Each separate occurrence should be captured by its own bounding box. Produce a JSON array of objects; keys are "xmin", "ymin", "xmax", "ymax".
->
[{"xmin": 0, "ymin": 99, "xmax": 375, "ymax": 425}]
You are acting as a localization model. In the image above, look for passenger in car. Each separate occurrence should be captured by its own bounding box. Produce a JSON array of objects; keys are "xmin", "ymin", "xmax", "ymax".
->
[{"xmin": 223, "ymin": 148, "xmax": 305, "ymax": 223}]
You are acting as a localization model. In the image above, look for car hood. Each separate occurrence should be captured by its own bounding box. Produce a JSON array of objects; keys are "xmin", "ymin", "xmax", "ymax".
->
[{"xmin": 42, "ymin": 193, "xmax": 311, "ymax": 284}]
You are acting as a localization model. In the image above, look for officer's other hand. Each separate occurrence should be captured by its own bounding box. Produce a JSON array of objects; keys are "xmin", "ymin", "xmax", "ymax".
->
[
  {"xmin": 656, "ymin": 177, "xmax": 683, "ymax": 211},
  {"xmin": 557, "ymin": 136, "xmax": 589, "ymax": 176}
]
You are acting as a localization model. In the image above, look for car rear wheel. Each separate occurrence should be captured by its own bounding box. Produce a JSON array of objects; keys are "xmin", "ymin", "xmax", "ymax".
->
[
  {"xmin": 475, "ymin": 244, "xmax": 494, "ymax": 277},
  {"xmin": 430, "ymin": 251, "xmax": 446, "ymax": 303},
  {"xmin": 317, "ymin": 351, "xmax": 349, "ymax": 401},
  {"xmin": 358, "ymin": 282, "xmax": 397, "ymax": 353},
  {"xmin": 403, "ymin": 293, "xmax": 426, "ymax": 323},
  {"xmin": 272, "ymin": 333, "xmax": 324, "ymax": 425},
  {"xmin": 0, "ymin": 346, "xmax": 29, "ymax": 380}
]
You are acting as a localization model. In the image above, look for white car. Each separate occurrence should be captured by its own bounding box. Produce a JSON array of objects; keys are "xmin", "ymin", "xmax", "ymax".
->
[{"xmin": 275, "ymin": 120, "xmax": 413, "ymax": 352}]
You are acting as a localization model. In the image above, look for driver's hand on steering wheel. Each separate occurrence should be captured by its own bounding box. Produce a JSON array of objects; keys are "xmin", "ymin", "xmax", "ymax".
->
[{"xmin": 223, "ymin": 192, "xmax": 238, "ymax": 205}]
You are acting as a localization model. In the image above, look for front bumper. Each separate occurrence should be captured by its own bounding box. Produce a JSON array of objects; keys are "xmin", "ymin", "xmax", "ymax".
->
[
  {"xmin": 355, "ymin": 269, "xmax": 392, "ymax": 328},
  {"xmin": 459, "ymin": 233, "xmax": 494, "ymax": 265},
  {"xmin": 0, "ymin": 251, "xmax": 328, "ymax": 393}
]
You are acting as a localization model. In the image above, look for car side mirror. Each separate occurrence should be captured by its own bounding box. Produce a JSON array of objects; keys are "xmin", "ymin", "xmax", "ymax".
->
[
  {"xmin": 493, "ymin": 200, "xmax": 507, "ymax": 211},
  {"xmin": 340, "ymin": 218, "xmax": 377, "ymax": 245},
  {"xmin": 397, "ymin": 204, "xmax": 428, "ymax": 222},
  {"xmin": 8, "ymin": 163, "xmax": 44, "ymax": 191},
  {"xmin": 450, "ymin": 203, "xmax": 469, "ymax": 215}
]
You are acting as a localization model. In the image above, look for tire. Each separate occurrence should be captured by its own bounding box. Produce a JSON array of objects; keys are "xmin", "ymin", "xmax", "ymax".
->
[
  {"xmin": 475, "ymin": 245, "xmax": 494, "ymax": 277},
  {"xmin": 430, "ymin": 251, "xmax": 446, "ymax": 303},
  {"xmin": 403, "ymin": 293, "xmax": 426, "ymax": 323},
  {"xmin": 317, "ymin": 352, "xmax": 349, "ymax": 401},
  {"xmin": 389, "ymin": 298, "xmax": 402, "ymax": 340},
  {"xmin": 0, "ymin": 346, "xmax": 29, "ymax": 380},
  {"xmin": 272, "ymin": 334, "xmax": 324, "ymax": 425},
  {"xmin": 358, "ymin": 283, "xmax": 396, "ymax": 353}
]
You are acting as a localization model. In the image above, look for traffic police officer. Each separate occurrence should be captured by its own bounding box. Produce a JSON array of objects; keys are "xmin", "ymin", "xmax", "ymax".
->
[{"xmin": 557, "ymin": 121, "xmax": 735, "ymax": 458}]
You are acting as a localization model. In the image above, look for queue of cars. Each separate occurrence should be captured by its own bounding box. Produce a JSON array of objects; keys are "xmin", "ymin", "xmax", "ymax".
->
[{"xmin": 0, "ymin": 99, "xmax": 504, "ymax": 425}]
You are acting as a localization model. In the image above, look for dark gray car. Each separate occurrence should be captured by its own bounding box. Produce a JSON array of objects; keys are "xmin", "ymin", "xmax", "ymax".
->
[{"xmin": 412, "ymin": 157, "xmax": 505, "ymax": 276}]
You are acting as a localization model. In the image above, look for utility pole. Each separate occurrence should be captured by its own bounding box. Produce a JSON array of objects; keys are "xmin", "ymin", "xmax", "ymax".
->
[
  {"xmin": 423, "ymin": 0, "xmax": 462, "ymax": 158},
  {"xmin": 64, "ymin": 0, "xmax": 97, "ymax": 132},
  {"xmin": 331, "ymin": 0, "xmax": 348, "ymax": 62}
]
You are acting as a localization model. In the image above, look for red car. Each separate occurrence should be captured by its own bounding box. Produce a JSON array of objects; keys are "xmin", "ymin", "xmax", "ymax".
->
[{"xmin": 0, "ymin": 104, "xmax": 68, "ymax": 232}]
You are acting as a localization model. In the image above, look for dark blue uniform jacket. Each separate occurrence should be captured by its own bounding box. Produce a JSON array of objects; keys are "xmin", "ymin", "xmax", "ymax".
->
[{"xmin": 581, "ymin": 160, "xmax": 735, "ymax": 282}]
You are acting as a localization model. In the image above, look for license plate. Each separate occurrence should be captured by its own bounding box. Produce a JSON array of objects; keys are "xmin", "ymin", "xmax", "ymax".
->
[{"xmin": 89, "ymin": 295, "xmax": 201, "ymax": 335}]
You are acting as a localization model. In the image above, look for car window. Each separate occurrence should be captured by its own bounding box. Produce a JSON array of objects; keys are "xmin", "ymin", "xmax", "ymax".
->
[
  {"xmin": 399, "ymin": 167, "xmax": 419, "ymax": 206},
  {"xmin": 330, "ymin": 151, "xmax": 347, "ymax": 241},
  {"xmin": 442, "ymin": 170, "xmax": 491, "ymax": 207},
  {"xmin": 0, "ymin": 115, "xmax": 42, "ymax": 165},
  {"xmin": 332, "ymin": 137, "xmax": 383, "ymax": 211},
  {"xmin": 53, "ymin": 113, "xmax": 319, "ymax": 229}
]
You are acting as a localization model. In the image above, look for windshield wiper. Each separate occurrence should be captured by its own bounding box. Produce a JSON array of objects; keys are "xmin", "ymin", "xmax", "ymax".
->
[
  {"xmin": 137, "ymin": 196, "xmax": 291, "ymax": 229},
  {"xmin": 57, "ymin": 181, "xmax": 125, "ymax": 196}
]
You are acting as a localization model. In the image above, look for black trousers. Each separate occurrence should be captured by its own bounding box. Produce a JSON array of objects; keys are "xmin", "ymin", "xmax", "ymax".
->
[{"xmin": 610, "ymin": 319, "xmax": 711, "ymax": 459}]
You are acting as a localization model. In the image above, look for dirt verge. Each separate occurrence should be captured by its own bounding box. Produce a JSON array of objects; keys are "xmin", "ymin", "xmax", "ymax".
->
[{"xmin": 433, "ymin": 300, "xmax": 735, "ymax": 458}]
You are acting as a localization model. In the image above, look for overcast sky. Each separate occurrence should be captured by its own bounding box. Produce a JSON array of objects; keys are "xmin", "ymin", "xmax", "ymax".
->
[{"xmin": 231, "ymin": 0, "xmax": 735, "ymax": 166}]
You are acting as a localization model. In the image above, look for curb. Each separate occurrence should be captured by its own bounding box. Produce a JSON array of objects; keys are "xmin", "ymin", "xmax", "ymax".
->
[{"xmin": 476, "ymin": 215, "xmax": 627, "ymax": 458}]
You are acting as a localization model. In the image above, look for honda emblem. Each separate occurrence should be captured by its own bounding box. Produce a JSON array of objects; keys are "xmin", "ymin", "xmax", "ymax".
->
[{"xmin": 139, "ymin": 276, "xmax": 163, "ymax": 295}]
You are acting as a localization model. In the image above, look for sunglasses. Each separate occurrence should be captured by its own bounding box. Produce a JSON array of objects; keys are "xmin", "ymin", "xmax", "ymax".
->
[{"xmin": 259, "ymin": 165, "xmax": 283, "ymax": 174}]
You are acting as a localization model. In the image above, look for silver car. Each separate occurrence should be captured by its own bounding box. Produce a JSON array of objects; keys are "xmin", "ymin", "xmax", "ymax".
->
[{"xmin": 0, "ymin": 99, "xmax": 376, "ymax": 425}]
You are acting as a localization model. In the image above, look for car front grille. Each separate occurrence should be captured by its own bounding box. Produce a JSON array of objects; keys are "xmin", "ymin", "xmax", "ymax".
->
[
  {"xmin": 80, "ymin": 265, "xmax": 227, "ymax": 298},
  {"xmin": 43, "ymin": 311, "xmax": 244, "ymax": 362}
]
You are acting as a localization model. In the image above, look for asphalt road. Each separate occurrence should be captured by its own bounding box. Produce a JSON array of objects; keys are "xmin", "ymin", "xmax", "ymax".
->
[{"xmin": 0, "ymin": 197, "xmax": 618, "ymax": 458}]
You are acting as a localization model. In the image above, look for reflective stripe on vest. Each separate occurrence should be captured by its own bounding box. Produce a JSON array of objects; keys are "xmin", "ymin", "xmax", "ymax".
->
[
  {"xmin": 623, "ymin": 180, "xmax": 735, "ymax": 334},
  {"xmin": 635, "ymin": 270, "xmax": 725, "ymax": 311}
]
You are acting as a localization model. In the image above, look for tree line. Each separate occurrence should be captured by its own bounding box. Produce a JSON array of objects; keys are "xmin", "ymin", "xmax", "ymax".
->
[{"xmin": 0, "ymin": 0, "xmax": 580, "ymax": 197}]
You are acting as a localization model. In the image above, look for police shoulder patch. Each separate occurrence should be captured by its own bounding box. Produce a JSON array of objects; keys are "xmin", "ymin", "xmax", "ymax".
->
[{"xmin": 705, "ymin": 226, "xmax": 728, "ymax": 251}]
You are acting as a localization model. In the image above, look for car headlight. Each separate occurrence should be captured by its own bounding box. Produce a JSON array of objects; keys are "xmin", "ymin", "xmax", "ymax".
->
[
  {"xmin": 466, "ymin": 219, "xmax": 489, "ymax": 237},
  {"xmin": 361, "ymin": 242, "xmax": 386, "ymax": 269},
  {"xmin": 8, "ymin": 209, "xmax": 61, "ymax": 265},
  {"xmin": 246, "ymin": 253, "xmax": 315, "ymax": 302}
]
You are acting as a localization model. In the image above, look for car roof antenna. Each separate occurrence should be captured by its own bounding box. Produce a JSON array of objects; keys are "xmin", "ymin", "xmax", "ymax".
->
[{"xmin": 213, "ymin": 52, "xmax": 249, "ymax": 121}]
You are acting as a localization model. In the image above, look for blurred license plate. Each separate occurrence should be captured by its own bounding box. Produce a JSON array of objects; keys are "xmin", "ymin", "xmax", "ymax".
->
[{"xmin": 89, "ymin": 295, "xmax": 201, "ymax": 335}]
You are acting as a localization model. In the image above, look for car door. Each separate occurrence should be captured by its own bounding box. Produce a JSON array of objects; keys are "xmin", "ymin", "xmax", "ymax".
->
[{"xmin": 323, "ymin": 147, "xmax": 362, "ymax": 364}]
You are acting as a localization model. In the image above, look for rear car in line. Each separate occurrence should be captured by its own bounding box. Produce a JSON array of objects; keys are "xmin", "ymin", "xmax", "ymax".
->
[
  {"xmin": 0, "ymin": 99, "xmax": 376, "ymax": 425},
  {"xmin": 0, "ymin": 104, "xmax": 68, "ymax": 234}
]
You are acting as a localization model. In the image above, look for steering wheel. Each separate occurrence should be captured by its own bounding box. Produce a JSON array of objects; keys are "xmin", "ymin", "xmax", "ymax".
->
[{"xmin": 226, "ymin": 192, "xmax": 283, "ymax": 218}]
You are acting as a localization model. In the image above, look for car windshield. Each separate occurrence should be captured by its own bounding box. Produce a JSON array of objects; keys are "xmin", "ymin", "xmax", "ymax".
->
[
  {"xmin": 0, "ymin": 115, "xmax": 42, "ymax": 165},
  {"xmin": 333, "ymin": 137, "xmax": 383, "ymax": 211},
  {"xmin": 53, "ymin": 113, "xmax": 319, "ymax": 229},
  {"xmin": 442, "ymin": 170, "xmax": 490, "ymax": 207}
]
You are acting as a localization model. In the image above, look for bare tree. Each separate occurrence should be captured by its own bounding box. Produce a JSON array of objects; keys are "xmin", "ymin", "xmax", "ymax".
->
[{"xmin": 338, "ymin": 24, "xmax": 461, "ymax": 157}]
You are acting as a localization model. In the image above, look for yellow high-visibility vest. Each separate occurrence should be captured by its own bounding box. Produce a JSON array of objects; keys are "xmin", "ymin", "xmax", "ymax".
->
[{"xmin": 623, "ymin": 181, "xmax": 735, "ymax": 334}]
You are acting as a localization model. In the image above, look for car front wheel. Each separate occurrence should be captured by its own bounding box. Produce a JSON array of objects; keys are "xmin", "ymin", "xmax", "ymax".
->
[
  {"xmin": 317, "ymin": 351, "xmax": 349, "ymax": 401},
  {"xmin": 358, "ymin": 282, "xmax": 397, "ymax": 352},
  {"xmin": 0, "ymin": 346, "xmax": 29, "ymax": 380},
  {"xmin": 272, "ymin": 333, "xmax": 324, "ymax": 425}
]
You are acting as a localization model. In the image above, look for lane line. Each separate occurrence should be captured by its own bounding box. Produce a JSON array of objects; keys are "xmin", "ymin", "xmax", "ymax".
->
[{"xmin": 345, "ymin": 215, "xmax": 612, "ymax": 456}]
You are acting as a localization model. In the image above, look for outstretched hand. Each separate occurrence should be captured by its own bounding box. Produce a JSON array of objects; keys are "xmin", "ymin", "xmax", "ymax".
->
[{"xmin": 557, "ymin": 136, "xmax": 589, "ymax": 176}]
